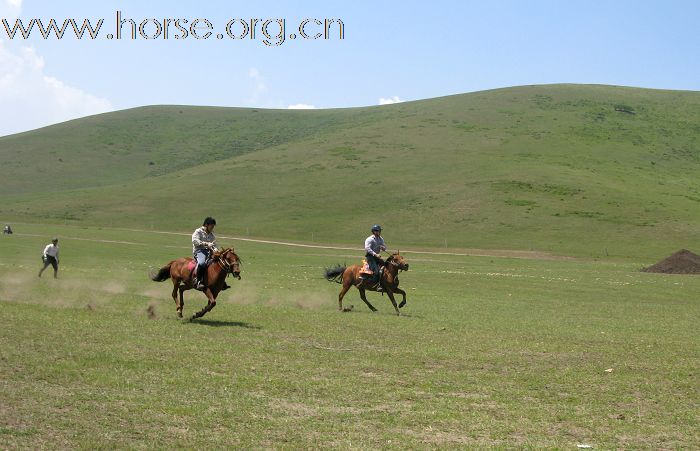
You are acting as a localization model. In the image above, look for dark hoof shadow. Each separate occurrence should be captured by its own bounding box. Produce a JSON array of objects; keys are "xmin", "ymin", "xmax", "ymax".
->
[
  {"xmin": 188, "ymin": 320, "xmax": 261, "ymax": 329},
  {"xmin": 394, "ymin": 312, "xmax": 422, "ymax": 319}
]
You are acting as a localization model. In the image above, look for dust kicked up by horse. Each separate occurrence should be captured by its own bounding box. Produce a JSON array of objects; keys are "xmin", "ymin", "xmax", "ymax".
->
[
  {"xmin": 324, "ymin": 252, "xmax": 409, "ymax": 315},
  {"xmin": 150, "ymin": 248, "xmax": 241, "ymax": 320}
]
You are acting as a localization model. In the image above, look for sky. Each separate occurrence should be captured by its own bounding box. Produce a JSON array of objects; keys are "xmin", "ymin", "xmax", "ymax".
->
[{"xmin": 0, "ymin": 0, "xmax": 698, "ymax": 136}]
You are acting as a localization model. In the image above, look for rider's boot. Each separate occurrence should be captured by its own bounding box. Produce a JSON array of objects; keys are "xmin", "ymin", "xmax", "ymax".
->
[{"xmin": 194, "ymin": 265, "xmax": 206, "ymax": 290}]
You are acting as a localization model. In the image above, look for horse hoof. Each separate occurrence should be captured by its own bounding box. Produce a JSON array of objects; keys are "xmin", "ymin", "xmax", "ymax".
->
[
  {"xmin": 399, "ymin": 301, "xmax": 406, "ymax": 308},
  {"xmin": 177, "ymin": 311, "xmax": 183, "ymax": 318}
]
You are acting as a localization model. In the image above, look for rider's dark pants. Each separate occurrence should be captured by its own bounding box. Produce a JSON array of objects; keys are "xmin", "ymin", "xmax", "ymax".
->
[{"xmin": 366, "ymin": 253, "xmax": 381, "ymax": 282}]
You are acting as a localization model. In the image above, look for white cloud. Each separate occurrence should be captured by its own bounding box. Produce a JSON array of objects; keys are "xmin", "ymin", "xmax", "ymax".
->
[
  {"xmin": 247, "ymin": 67, "xmax": 266, "ymax": 104},
  {"xmin": 0, "ymin": 0, "xmax": 22, "ymax": 20},
  {"xmin": 287, "ymin": 103, "xmax": 316, "ymax": 110},
  {"xmin": 0, "ymin": 41, "xmax": 113, "ymax": 136},
  {"xmin": 379, "ymin": 96, "xmax": 402, "ymax": 105},
  {"xmin": 1, "ymin": 0, "xmax": 22, "ymax": 13}
]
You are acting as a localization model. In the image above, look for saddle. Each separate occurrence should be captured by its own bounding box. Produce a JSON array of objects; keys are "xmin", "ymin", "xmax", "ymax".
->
[
  {"xmin": 187, "ymin": 257, "xmax": 212, "ymax": 284},
  {"xmin": 186, "ymin": 257, "xmax": 213, "ymax": 274},
  {"xmin": 359, "ymin": 259, "xmax": 384, "ymax": 291}
]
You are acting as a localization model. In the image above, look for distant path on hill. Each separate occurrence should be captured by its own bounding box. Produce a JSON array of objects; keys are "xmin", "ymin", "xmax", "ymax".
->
[
  {"xmin": 76, "ymin": 227, "xmax": 578, "ymax": 261},
  {"xmin": 12, "ymin": 226, "xmax": 573, "ymax": 261}
]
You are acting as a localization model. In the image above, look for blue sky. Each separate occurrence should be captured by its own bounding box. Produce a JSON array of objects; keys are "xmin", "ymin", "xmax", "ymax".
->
[{"xmin": 0, "ymin": 0, "xmax": 698, "ymax": 136}]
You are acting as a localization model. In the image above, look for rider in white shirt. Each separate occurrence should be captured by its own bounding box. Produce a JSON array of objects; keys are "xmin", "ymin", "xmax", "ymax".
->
[
  {"xmin": 191, "ymin": 217, "xmax": 219, "ymax": 290},
  {"xmin": 362, "ymin": 224, "xmax": 386, "ymax": 285}
]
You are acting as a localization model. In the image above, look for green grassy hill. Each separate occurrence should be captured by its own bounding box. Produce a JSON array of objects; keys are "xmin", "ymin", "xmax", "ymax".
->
[{"xmin": 2, "ymin": 84, "xmax": 699, "ymax": 259}]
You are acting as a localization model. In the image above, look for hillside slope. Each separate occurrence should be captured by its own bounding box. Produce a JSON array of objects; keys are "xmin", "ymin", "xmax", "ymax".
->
[
  {"xmin": 0, "ymin": 106, "xmax": 368, "ymax": 194},
  {"xmin": 2, "ymin": 84, "xmax": 699, "ymax": 259}
]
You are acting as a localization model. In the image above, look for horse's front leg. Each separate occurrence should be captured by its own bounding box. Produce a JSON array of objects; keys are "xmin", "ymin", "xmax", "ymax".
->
[
  {"xmin": 393, "ymin": 287, "xmax": 407, "ymax": 308},
  {"xmin": 191, "ymin": 288, "xmax": 217, "ymax": 320},
  {"xmin": 358, "ymin": 288, "xmax": 377, "ymax": 312},
  {"xmin": 384, "ymin": 287, "xmax": 401, "ymax": 316}
]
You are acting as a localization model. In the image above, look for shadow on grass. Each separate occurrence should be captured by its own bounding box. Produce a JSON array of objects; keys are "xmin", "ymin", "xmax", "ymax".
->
[
  {"xmin": 341, "ymin": 306, "xmax": 423, "ymax": 319},
  {"xmin": 188, "ymin": 319, "xmax": 261, "ymax": 329}
]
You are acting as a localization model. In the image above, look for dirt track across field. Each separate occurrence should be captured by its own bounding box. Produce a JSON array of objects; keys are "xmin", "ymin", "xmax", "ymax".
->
[{"xmin": 13, "ymin": 226, "xmax": 574, "ymax": 261}]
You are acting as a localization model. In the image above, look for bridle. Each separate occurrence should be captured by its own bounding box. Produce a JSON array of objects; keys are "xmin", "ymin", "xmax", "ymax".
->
[
  {"xmin": 214, "ymin": 250, "xmax": 241, "ymax": 279},
  {"xmin": 385, "ymin": 255, "xmax": 408, "ymax": 271}
]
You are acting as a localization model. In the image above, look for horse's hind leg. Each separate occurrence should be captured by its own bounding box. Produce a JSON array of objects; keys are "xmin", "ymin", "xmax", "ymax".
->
[
  {"xmin": 178, "ymin": 285, "xmax": 187, "ymax": 318},
  {"xmin": 338, "ymin": 282, "xmax": 352, "ymax": 311},
  {"xmin": 358, "ymin": 288, "xmax": 377, "ymax": 312},
  {"xmin": 171, "ymin": 281, "xmax": 183, "ymax": 317},
  {"xmin": 393, "ymin": 287, "xmax": 407, "ymax": 308}
]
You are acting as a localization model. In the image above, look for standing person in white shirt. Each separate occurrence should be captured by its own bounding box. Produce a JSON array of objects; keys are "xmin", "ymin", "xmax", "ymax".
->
[{"xmin": 38, "ymin": 237, "xmax": 60, "ymax": 278}]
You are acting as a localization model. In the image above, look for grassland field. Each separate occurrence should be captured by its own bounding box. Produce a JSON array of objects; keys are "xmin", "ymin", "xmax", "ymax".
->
[{"xmin": 0, "ymin": 223, "xmax": 697, "ymax": 448}]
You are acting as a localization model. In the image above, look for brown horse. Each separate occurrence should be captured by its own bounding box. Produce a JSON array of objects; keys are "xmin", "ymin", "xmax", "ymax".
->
[
  {"xmin": 150, "ymin": 248, "xmax": 241, "ymax": 320},
  {"xmin": 325, "ymin": 252, "xmax": 409, "ymax": 315}
]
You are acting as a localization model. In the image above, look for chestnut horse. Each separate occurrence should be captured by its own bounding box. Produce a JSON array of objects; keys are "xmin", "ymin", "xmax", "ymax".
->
[
  {"xmin": 150, "ymin": 248, "xmax": 241, "ymax": 320},
  {"xmin": 324, "ymin": 252, "xmax": 409, "ymax": 315}
]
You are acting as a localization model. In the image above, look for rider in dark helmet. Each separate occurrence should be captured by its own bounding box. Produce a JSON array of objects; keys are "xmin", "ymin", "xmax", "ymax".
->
[
  {"xmin": 362, "ymin": 224, "xmax": 387, "ymax": 287},
  {"xmin": 191, "ymin": 217, "xmax": 219, "ymax": 290}
]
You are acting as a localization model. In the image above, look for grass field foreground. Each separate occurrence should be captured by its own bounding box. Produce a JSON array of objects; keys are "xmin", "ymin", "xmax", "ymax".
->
[{"xmin": 0, "ymin": 225, "xmax": 698, "ymax": 448}]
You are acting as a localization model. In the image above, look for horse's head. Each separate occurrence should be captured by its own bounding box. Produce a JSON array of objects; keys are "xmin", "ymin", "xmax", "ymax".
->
[
  {"xmin": 217, "ymin": 248, "xmax": 242, "ymax": 279},
  {"xmin": 386, "ymin": 251, "xmax": 409, "ymax": 271}
]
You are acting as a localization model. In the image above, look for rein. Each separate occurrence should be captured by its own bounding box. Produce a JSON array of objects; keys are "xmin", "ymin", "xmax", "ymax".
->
[{"xmin": 213, "ymin": 251, "xmax": 240, "ymax": 276}]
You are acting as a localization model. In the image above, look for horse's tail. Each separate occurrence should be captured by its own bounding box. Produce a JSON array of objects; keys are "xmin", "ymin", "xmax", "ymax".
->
[
  {"xmin": 324, "ymin": 265, "xmax": 346, "ymax": 284},
  {"xmin": 150, "ymin": 262, "xmax": 172, "ymax": 282}
]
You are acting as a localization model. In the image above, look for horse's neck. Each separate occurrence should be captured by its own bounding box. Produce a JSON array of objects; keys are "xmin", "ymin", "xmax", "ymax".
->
[
  {"xmin": 383, "ymin": 262, "xmax": 398, "ymax": 277},
  {"xmin": 207, "ymin": 263, "xmax": 225, "ymax": 282}
]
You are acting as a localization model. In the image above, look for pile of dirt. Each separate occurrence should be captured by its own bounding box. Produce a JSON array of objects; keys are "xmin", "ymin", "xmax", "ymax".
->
[{"xmin": 641, "ymin": 249, "xmax": 700, "ymax": 274}]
